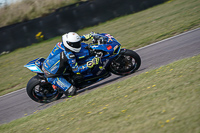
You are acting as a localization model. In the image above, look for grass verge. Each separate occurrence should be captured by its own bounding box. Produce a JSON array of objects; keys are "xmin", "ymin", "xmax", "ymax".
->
[
  {"xmin": 0, "ymin": 0, "xmax": 83, "ymax": 28},
  {"xmin": 0, "ymin": 0, "xmax": 200, "ymax": 96},
  {"xmin": 0, "ymin": 54, "xmax": 199, "ymax": 132}
]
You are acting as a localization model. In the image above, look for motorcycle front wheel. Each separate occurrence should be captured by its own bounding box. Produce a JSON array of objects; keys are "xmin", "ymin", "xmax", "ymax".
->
[
  {"xmin": 109, "ymin": 49, "xmax": 141, "ymax": 75},
  {"xmin": 26, "ymin": 75, "xmax": 63, "ymax": 103}
]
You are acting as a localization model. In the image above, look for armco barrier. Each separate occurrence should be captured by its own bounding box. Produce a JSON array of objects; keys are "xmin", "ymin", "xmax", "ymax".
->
[{"xmin": 0, "ymin": 0, "xmax": 167, "ymax": 54}]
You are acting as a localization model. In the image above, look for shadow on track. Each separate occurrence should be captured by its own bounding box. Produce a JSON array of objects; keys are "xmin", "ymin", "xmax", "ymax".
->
[{"xmin": 37, "ymin": 68, "xmax": 146, "ymax": 107}]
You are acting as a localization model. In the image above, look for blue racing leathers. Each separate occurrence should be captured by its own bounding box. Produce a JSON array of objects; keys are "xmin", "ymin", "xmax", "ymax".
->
[{"xmin": 42, "ymin": 41, "xmax": 91, "ymax": 92}]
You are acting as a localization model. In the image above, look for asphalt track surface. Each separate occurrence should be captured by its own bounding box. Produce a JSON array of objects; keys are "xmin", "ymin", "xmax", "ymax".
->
[{"xmin": 0, "ymin": 28, "xmax": 200, "ymax": 124}]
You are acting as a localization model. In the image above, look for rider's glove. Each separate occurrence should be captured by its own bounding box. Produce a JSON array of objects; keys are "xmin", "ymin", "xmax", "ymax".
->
[
  {"xmin": 86, "ymin": 57, "xmax": 99, "ymax": 68},
  {"xmin": 90, "ymin": 31, "xmax": 96, "ymax": 36},
  {"xmin": 82, "ymin": 32, "xmax": 96, "ymax": 41},
  {"xmin": 92, "ymin": 57, "xmax": 99, "ymax": 65}
]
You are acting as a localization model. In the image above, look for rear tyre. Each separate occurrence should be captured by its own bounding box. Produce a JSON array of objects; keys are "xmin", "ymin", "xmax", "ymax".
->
[
  {"xmin": 26, "ymin": 75, "xmax": 63, "ymax": 103},
  {"xmin": 109, "ymin": 49, "xmax": 141, "ymax": 75}
]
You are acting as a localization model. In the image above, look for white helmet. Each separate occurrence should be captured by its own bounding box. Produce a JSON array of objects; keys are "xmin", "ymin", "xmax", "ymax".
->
[{"xmin": 62, "ymin": 32, "xmax": 81, "ymax": 52}]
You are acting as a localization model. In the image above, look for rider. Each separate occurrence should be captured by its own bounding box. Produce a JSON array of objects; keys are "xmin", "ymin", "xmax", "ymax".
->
[{"xmin": 42, "ymin": 32, "xmax": 99, "ymax": 96}]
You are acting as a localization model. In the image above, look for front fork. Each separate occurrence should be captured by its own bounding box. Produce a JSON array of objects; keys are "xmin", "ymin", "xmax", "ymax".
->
[{"xmin": 113, "ymin": 48, "xmax": 127, "ymax": 63}]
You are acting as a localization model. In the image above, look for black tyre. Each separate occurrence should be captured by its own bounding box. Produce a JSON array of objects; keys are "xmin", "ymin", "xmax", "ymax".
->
[
  {"xmin": 109, "ymin": 49, "xmax": 141, "ymax": 75},
  {"xmin": 26, "ymin": 75, "xmax": 63, "ymax": 103}
]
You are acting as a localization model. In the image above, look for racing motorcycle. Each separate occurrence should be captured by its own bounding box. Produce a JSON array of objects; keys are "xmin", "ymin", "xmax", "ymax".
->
[{"xmin": 24, "ymin": 33, "xmax": 141, "ymax": 103}]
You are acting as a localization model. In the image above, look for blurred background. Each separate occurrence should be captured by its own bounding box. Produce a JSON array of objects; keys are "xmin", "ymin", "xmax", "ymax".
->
[
  {"xmin": 0, "ymin": 0, "xmax": 167, "ymax": 54},
  {"xmin": 0, "ymin": 0, "xmax": 21, "ymax": 7}
]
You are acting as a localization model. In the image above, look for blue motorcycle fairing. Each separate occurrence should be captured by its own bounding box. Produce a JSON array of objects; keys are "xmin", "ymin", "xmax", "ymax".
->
[{"xmin": 24, "ymin": 57, "xmax": 45, "ymax": 73}]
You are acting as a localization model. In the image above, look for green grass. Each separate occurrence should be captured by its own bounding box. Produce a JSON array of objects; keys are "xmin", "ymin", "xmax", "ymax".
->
[
  {"xmin": 0, "ymin": 0, "xmax": 200, "ymax": 96},
  {"xmin": 0, "ymin": 0, "xmax": 83, "ymax": 28},
  {"xmin": 0, "ymin": 54, "xmax": 199, "ymax": 133}
]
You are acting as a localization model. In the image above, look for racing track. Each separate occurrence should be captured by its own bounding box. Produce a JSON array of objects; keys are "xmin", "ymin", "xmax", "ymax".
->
[{"xmin": 0, "ymin": 28, "xmax": 200, "ymax": 124}]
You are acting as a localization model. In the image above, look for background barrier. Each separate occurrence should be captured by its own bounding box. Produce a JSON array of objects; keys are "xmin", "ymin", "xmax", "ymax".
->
[{"xmin": 0, "ymin": 0, "xmax": 167, "ymax": 53}]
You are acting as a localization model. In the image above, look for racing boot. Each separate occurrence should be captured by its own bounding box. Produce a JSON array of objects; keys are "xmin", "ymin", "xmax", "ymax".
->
[{"xmin": 65, "ymin": 85, "xmax": 77, "ymax": 97}]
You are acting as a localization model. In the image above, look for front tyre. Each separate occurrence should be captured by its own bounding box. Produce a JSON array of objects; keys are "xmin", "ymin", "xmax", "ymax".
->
[
  {"xmin": 26, "ymin": 75, "xmax": 63, "ymax": 103},
  {"xmin": 109, "ymin": 49, "xmax": 141, "ymax": 75}
]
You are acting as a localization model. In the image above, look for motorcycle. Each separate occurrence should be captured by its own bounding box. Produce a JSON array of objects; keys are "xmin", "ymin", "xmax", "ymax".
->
[{"xmin": 24, "ymin": 33, "xmax": 141, "ymax": 103}]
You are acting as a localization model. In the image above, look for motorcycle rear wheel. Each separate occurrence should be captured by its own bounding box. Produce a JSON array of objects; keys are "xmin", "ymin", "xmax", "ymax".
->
[
  {"xmin": 26, "ymin": 75, "xmax": 63, "ymax": 103},
  {"xmin": 109, "ymin": 49, "xmax": 141, "ymax": 75}
]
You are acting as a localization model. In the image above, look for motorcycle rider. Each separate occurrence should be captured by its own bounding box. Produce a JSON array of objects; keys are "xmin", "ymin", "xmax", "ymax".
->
[{"xmin": 42, "ymin": 32, "xmax": 99, "ymax": 96}]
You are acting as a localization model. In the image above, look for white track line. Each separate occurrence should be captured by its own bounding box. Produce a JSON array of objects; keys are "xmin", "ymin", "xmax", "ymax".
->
[
  {"xmin": 136, "ymin": 28, "xmax": 200, "ymax": 51},
  {"xmin": 1, "ymin": 28, "xmax": 200, "ymax": 98},
  {"xmin": 0, "ymin": 88, "xmax": 25, "ymax": 98}
]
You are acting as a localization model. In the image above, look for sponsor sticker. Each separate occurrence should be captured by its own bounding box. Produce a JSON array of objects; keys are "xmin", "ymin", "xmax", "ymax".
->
[
  {"xmin": 106, "ymin": 45, "xmax": 112, "ymax": 50},
  {"xmin": 57, "ymin": 42, "xmax": 64, "ymax": 50},
  {"xmin": 114, "ymin": 45, "xmax": 118, "ymax": 50},
  {"xmin": 69, "ymin": 54, "xmax": 75, "ymax": 59}
]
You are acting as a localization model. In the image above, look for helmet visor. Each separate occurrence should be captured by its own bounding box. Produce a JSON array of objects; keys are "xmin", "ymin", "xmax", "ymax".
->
[{"xmin": 67, "ymin": 41, "xmax": 81, "ymax": 48}]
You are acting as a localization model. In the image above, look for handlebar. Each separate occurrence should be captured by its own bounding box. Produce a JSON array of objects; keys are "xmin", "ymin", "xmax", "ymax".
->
[{"xmin": 92, "ymin": 35, "xmax": 107, "ymax": 45}]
